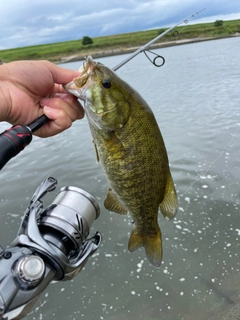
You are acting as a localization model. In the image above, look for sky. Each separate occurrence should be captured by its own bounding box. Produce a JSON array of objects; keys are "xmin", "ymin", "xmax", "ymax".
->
[{"xmin": 0, "ymin": 0, "xmax": 240, "ymax": 50}]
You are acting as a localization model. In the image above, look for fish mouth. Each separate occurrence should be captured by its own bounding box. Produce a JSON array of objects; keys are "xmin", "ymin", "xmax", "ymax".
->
[
  {"xmin": 63, "ymin": 56, "xmax": 94, "ymax": 99},
  {"xmin": 63, "ymin": 56, "xmax": 106, "ymax": 115}
]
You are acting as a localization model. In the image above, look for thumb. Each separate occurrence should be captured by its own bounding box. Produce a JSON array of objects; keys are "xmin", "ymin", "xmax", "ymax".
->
[{"xmin": 44, "ymin": 61, "xmax": 80, "ymax": 84}]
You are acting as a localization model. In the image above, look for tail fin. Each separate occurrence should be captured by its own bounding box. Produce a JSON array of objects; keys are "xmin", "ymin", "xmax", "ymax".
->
[{"xmin": 128, "ymin": 226, "xmax": 162, "ymax": 267}]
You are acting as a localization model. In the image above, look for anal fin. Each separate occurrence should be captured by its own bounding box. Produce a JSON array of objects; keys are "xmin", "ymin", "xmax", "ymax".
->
[
  {"xmin": 104, "ymin": 188, "xmax": 128, "ymax": 215},
  {"xmin": 160, "ymin": 171, "xmax": 178, "ymax": 220}
]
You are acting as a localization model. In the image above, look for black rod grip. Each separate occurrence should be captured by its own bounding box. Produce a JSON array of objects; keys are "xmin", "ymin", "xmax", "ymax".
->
[
  {"xmin": 0, "ymin": 115, "xmax": 50, "ymax": 170},
  {"xmin": 27, "ymin": 114, "xmax": 50, "ymax": 133},
  {"xmin": 0, "ymin": 125, "xmax": 32, "ymax": 170}
]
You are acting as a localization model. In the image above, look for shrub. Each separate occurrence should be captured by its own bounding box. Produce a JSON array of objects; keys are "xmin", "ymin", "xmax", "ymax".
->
[
  {"xmin": 82, "ymin": 36, "xmax": 93, "ymax": 45},
  {"xmin": 214, "ymin": 20, "xmax": 224, "ymax": 27}
]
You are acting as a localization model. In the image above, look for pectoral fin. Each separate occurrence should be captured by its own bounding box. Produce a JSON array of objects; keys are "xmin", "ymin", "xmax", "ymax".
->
[
  {"xmin": 104, "ymin": 188, "xmax": 128, "ymax": 215},
  {"xmin": 92, "ymin": 139, "xmax": 99, "ymax": 163},
  {"xmin": 159, "ymin": 171, "xmax": 178, "ymax": 220}
]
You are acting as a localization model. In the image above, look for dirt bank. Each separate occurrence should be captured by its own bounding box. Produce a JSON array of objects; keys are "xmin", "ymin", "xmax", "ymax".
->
[{"xmin": 59, "ymin": 36, "xmax": 234, "ymax": 64}]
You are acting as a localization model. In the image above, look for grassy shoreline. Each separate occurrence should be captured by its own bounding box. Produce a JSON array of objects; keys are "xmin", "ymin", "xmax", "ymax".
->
[
  {"xmin": 59, "ymin": 35, "xmax": 236, "ymax": 64},
  {"xmin": 0, "ymin": 19, "xmax": 239, "ymax": 63}
]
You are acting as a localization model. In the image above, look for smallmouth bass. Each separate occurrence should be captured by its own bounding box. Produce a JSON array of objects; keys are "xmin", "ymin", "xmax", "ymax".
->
[{"xmin": 64, "ymin": 56, "xmax": 178, "ymax": 267}]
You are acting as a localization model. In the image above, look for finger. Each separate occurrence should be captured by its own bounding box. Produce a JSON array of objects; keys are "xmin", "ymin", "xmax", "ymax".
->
[
  {"xmin": 40, "ymin": 94, "xmax": 84, "ymax": 120},
  {"xmin": 51, "ymin": 83, "xmax": 74, "ymax": 95},
  {"xmin": 35, "ymin": 96, "xmax": 84, "ymax": 137},
  {"xmin": 54, "ymin": 93, "xmax": 83, "ymax": 115},
  {"xmin": 35, "ymin": 107, "xmax": 72, "ymax": 138}
]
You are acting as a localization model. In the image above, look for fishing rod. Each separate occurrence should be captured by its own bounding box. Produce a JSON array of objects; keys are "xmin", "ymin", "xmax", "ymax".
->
[
  {"xmin": 0, "ymin": 114, "xmax": 49, "ymax": 170},
  {"xmin": 0, "ymin": 8, "xmax": 207, "ymax": 320},
  {"xmin": 112, "ymin": 7, "xmax": 206, "ymax": 71},
  {"xmin": 0, "ymin": 8, "xmax": 206, "ymax": 171}
]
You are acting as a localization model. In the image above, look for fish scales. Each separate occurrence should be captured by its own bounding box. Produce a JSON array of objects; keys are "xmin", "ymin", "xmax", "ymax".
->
[
  {"xmin": 64, "ymin": 56, "xmax": 178, "ymax": 267},
  {"xmin": 91, "ymin": 101, "xmax": 168, "ymax": 223}
]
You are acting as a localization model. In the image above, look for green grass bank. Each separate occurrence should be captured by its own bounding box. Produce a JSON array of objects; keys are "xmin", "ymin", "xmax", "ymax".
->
[{"xmin": 0, "ymin": 19, "xmax": 239, "ymax": 63}]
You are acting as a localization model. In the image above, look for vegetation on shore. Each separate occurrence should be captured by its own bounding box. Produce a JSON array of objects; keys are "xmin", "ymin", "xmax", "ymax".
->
[{"xmin": 0, "ymin": 19, "xmax": 239, "ymax": 63}]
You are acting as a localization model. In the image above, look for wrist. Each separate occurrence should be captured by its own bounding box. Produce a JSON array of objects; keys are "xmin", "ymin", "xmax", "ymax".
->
[
  {"xmin": 0, "ymin": 83, "xmax": 10, "ymax": 123},
  {"xmin": 0, "ymin": 65, "xmax": 11, "ymax": 122}
]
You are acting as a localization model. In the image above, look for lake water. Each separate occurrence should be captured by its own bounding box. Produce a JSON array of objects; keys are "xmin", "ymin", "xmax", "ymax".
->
[{"xmin": 0, "ymin": 37, "xmax": 240, "ymax": 320}]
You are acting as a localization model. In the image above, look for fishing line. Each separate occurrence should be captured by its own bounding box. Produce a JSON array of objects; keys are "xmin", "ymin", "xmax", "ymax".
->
[
  {"xmin": 43, "ymin": 155, "xmax": 75, "ymax": 181},
  {"xmin": 41, "ymin": 138, "xmax": 88, "ymax": 185},
  {"xmin": 139, "ymin": 34, "xmax": 182, "ymax": 93},
  {"xmin": 43, "ymin": 8, "xmax": 208, "ymax": 191},
  {"xmin": 177, "ymin": 25, "xmax": 240, "ymax": 198},
  {"xmin": 138, "ymin": 66, "xmax": 159, "ymax": 93},
  {"xmin": 112, "ymin": 8, "xmax": 206, "ymax": 71},
  {"xmin": 132, "ymin": 15, "xmax": 240, "ymax": 200},
  {"xmin": 179, "ymin": 125, "xmax": 240, "ymax": 197},
  {"xmin": 138, "ymin": 11, "xmax": 197, "ymax": 94}
]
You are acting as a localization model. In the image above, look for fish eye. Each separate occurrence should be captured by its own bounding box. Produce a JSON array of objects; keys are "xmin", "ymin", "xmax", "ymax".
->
[{"xmin": 102, "ymin": 79, "xmax": 111, "ymax": 89}]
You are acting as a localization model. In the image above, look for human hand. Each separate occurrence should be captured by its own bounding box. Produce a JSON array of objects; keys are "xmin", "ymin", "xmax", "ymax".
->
[{"xmin": 0, "ymin": 60, "xmax": 84, "ymax": 137}]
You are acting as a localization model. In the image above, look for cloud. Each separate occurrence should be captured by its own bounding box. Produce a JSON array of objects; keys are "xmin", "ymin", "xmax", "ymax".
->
[{"xmin": 0, "ymin": 0, "xmax": 240, "ymax": 49}]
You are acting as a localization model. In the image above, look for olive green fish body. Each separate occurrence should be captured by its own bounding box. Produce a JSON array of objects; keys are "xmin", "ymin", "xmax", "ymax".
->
[
  {"xmin": 89, "ymin": 99, "xmax": 169, "ymax": 223},
  {"xmin": 65, "ymin": 56, "xmax": 178, "ymax": 267}
]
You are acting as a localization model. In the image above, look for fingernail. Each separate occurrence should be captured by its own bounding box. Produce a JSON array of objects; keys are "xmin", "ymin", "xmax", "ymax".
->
[
  {"xmin": 54, "ymin": 93, "xmax": 74, "ymax": 103},
  {"xmin": 54, "ymin": 93, "xmax": 69, "ymax": 98},
  {"xmin": 43, "ymin": 105, "xmax": 53, "ymax": 117}
]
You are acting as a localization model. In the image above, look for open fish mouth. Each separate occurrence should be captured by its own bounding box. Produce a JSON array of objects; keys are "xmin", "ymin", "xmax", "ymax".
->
[
  {"xmin": 81, "ymin": 56, "xmax": 95, "ymax": 73},
  {"xmin": 63, "ymin": 56, "xmax": 95, "ymax": 99}
]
